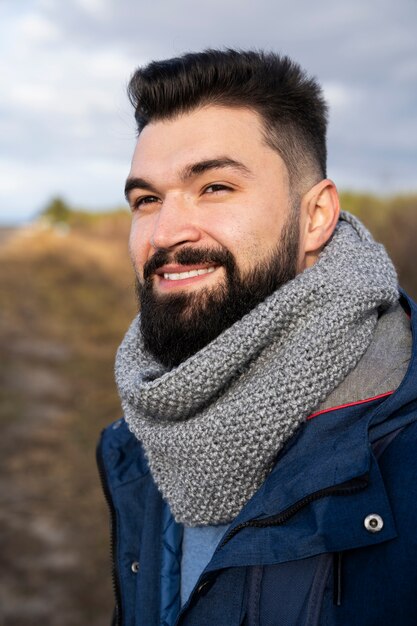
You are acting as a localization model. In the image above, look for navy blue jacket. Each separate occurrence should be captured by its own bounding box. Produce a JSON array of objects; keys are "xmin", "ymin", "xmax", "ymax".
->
[{"xmin": 97, "ymin": 293, "xmax": 417, "ymax": 626}]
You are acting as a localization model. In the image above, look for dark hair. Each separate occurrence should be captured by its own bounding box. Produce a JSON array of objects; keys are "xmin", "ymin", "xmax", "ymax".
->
[{"xmin": 127, "ymin": 49, "xmax": 328, "ymax": 195}]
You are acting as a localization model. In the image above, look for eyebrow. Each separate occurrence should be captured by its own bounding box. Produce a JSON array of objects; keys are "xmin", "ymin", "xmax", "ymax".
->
[
  {"xmin": 179, "ymin": 157, "xmax": 253, "ymax": 181},
  {"xmin": 124, "ymin": 177, "xmax": 159, "ymax": 201},
  {"xmin": 124, "ymin": 157, "xmax": 253, "ymax": 201}
]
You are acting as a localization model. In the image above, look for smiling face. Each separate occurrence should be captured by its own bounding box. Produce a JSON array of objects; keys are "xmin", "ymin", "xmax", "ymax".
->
[
  {"xmin": 125, "ymin": 105, "xmax": 302, "ymax": 366},
  {"xmin": 127, "ymin": 106, "xmax": 296, "ymax": 284}
]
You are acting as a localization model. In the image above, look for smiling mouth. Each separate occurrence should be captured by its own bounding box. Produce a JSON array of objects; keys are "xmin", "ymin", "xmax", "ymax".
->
[{"xmin": 162, "ymin": 267, "xmax": 216, "ymax": 281}]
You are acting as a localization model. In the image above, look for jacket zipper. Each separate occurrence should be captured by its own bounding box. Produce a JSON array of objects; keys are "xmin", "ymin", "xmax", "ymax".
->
[
  {"xmin": 96, "ymin": 437, "xmax": 123, "ymax": 626},
  {"xmin": 219, "ymin": 474, "xmax": 369, "ymax": 548}
]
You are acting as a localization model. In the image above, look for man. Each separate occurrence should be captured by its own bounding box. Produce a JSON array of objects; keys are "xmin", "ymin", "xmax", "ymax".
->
[{"xmin": 97, "ymin": 50, "xmax": 417, "ymax": 625}]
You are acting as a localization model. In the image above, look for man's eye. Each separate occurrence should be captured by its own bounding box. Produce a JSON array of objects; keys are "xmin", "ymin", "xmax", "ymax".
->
[
  {"xmin": 132, "ymin": 195, "xmax": 159, "ymax": 210},
  {"xmin": 204, "ymin": 184, "xmax": 231, "ymax": 194}
]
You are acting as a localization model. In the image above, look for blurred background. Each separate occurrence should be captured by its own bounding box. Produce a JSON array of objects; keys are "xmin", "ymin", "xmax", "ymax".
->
[{"xmin": 0, "ymin": 1, "xmax": 416, "ymax": 624}]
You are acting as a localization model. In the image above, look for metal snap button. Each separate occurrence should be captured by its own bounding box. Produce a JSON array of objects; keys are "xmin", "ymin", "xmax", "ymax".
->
[
  {"xmin": 364, "ymin": 513, "xmax": 384, "ymax": 533},
  {"xmin": 197, "ymin": 579, "xmax": 211, "ymax": 595},
  {"xmin": 131, "ymin": 561, "xmax": 140, "ymax": 573}
]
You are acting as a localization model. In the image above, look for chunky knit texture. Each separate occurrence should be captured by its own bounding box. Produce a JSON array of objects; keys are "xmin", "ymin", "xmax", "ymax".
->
[{"xmin": 115, "ymin": 213, "xmax": 399, "ymax": 526}]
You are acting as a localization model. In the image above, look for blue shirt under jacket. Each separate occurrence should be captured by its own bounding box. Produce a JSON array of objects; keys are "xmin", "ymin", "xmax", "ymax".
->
[{"xmin": 97, "ymin": 292, "xmax": 417, "ymax": 626}]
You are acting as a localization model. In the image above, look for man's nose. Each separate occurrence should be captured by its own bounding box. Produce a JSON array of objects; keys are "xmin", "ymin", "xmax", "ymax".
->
[{"xmin": 150, "ymin": 193, "xmax": 201, "ymax": 249}]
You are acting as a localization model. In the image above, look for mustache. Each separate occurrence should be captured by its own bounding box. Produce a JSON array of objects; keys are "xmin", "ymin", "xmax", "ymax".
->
[{"xmin": 143, "ymin": 246, "xmax": 235, "ymax": 281}]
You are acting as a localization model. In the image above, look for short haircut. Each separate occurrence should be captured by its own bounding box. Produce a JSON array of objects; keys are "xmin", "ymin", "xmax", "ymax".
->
[{"xmin": 127, "ymin": 49, "xmax": 328, "ymax": 196}]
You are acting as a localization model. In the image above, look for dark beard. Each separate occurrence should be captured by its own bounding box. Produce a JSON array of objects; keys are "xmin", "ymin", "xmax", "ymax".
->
[{"xmin": 136, "ymin": 211, "xmax": 299, "ymax": 368}]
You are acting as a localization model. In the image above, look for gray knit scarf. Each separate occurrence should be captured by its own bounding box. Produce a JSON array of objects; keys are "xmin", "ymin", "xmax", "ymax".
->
[{"xmin": 115, "ymin": 213, "xmax": 398, "ymax": 526}]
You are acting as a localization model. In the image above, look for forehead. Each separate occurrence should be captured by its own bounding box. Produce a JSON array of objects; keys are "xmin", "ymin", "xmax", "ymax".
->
[{"xmin": 129, "ymin": 105, "xmax": 286, "ymax": 181}]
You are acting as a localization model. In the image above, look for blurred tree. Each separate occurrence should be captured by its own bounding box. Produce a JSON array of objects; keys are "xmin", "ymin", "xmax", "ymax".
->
[{"xmin": 41, "ymin": 197, "xmax": 72, "ymax": 224}]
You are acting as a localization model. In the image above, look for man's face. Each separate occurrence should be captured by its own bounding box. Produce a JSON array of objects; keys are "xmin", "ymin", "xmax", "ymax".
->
[{"xmin": 126, "ymin": 105, "xmax": 300, "ymax": 367}]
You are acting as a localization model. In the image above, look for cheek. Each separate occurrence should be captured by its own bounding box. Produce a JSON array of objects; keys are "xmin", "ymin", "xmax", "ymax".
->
[
  {"xmin": 213, "ymin": 209, "xmax": 280, "ymax": 258},
  {"xmin": 204, "ymin": 219, "xmax": 261, "ymax": 272},
  {"xmin": 129, "ymin": 221, "xmax": 151, "ymax": 275}
]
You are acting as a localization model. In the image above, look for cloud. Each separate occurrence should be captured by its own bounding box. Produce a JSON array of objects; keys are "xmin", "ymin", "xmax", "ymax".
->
[
  {"xmin": 18, "ymin": 12, "xmax": 60, "ymax": 42},
  {"xmin": 0, "ymin": 10, "xmax": 137, "ymax": 162},
  {"xmin": 73, "ymin": 0, "xmax": 111, "ymax": 19}
]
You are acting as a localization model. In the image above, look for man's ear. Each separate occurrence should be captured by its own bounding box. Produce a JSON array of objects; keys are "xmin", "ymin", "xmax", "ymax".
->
[{"xmin": 299, "ymin": 179, "xmax": 340, "ymax": 270}]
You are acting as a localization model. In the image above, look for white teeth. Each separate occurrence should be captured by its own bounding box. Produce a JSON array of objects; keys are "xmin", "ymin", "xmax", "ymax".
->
[{"xmin": 163, "ymin": 267, "xmax": 216, "ymax": 281}]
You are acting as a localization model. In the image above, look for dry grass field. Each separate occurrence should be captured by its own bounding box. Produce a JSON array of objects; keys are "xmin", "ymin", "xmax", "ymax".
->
[
  {"xmin": 0, "ymin": 196, "xmax": 416, "ymax": 625},
  {"xmin": 0, "ymin": 212, "xmax": 136, "ymax": 626}
]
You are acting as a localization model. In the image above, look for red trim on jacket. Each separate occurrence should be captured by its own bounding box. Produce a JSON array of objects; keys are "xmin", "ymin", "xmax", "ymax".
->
[{"xmin": 307, "ymin": 390, "xmax": 395, "ymax": 420}]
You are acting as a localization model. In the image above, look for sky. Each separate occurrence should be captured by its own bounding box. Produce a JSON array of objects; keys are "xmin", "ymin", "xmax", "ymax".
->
[{"xmin": 0, "ymin": 0, "xmax": 416, "ymax": 224}]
